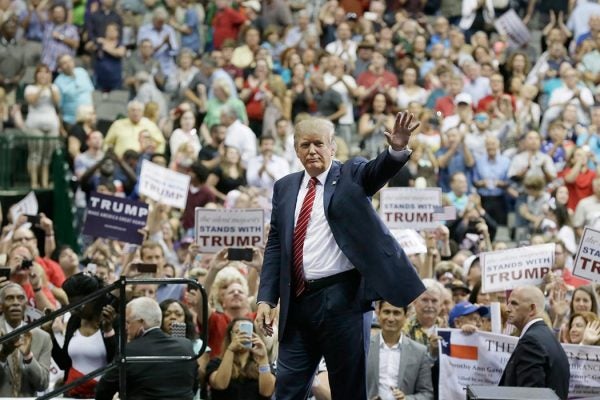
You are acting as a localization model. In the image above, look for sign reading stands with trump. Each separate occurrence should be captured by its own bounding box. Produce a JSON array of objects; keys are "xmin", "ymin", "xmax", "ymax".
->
[
  {"xmin": 573, "ymin": 227, "xmax": 600, "ymax": 283},
  {"xmin": 480, "ymin": 243, "xmax": 555, "ymax": 293},
  {"xmin": 139, "ymin": 159, "xmax": 191, "ymax": 209},
  {"xmin": 439, "ymin": 329, "xmax": 600, "ymax": 399},
  {"xmin": 379, "ymin": 188, "xmax": 442, "ymax": 230},
  {"xmin": 195, "ymin": 208, "xmax": 264, "ymax": 253}
]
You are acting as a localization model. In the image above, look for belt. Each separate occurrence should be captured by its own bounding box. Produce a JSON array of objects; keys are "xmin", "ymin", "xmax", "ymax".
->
[{"xmin": 304, "ymin": 269, "xmax": 359, "ymax": 292}]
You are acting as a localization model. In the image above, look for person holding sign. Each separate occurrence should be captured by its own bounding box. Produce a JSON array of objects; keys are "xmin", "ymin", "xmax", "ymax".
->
[
  {"xmin": 256, "ymin": 112, "xmax": 425, "ymax": 400},
  {"xmin": 499, "ymin": 285, "xmax": 569, "ymax": 399}
]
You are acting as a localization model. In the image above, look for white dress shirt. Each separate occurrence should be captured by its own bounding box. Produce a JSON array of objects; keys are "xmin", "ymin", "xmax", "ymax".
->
[
  {"xmin": 246, "ymin": 153, "xmax": 290, "ymax": 194},
  {"xmin": 295, "ymin": 162, "xmax": 354, "ymax": 280},
  {"xmin": 224, "ymin": 119, "xmax": 258, "ymax": 168},
  {"xmin": 378, "ymin": 334, "xmax": 402, "ymax": 400}
]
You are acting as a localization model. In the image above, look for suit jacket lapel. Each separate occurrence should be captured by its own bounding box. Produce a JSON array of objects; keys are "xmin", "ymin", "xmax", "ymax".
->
[
  {"xmin": 397, "ymin": 336, "xmax": 409, "ymax": 391},
  {"xmin": 323, "ymin": 161, "xmax": 341, "ymax": 216},
  {"xmin": 281, "ymin": 172, "xmax": 304, "ymax": 255}
]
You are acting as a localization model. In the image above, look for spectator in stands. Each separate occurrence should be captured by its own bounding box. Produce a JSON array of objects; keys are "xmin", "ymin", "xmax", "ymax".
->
[
  {"xmin": 473, "ymin": 136, "xmax": 510, "ymax": 225},
  {"xmin": 0, "ymin": 283, "xmax": 51, "ymax": 397},
  {"xmin": 55, "ymin": 245, "xmax": 80, "ymax": 278},
  {"xmin": 434, "ymin": 75, "xmax": 464, "ymax": 118},
  {"xmin": 571, "ymin": 286, "xmax": 598, "ymax": 316},
  {"xmin": 0, "ymin": 15, "xmax": 25, "ymax": 105},
  {"xmin": 477, "ymin": 74, "xmax": 515, "ymax": 115},
  {"xmin": 518, "ymin": 175, "xmax": 551, "ymax": 232},
  {"xmin": 397, "ymin": 67, "xmax": 428, "ymax": 110},
  {"xmin": 199, "ymin": 124, "xmax": 226, "ymax": 170},
  {"xmin": 448, "ymin": 301, "xmax": 487, "ymax": 331},
  {"xmin": 94, "ymin": 22, "xmax": 126, "ymax": 92},
  {"xmin": 547, "ymin": 67, "xmax": 594, "ymax": 124},
  {"xmin": 573, "ymin": 175, "xmax": 600, "ymax": 235},
  {"xmin": 358, "ymin": 92, "xmax": 394, "ymax": 159},
  {"xmin": 124, "ymin": 38, "xmax": 164, "ymax": 96},
  {"xmin": 5, "ymin": 242, "xmax": 57, "ymax": 311},
  {"xmin": 54, "ymin": 54, "xmax": 94, "ymax": 127},
  {"xmin": 310, "ymin": 72, "xmax": 346, "ymax": 124},
  {"xmin": 181, "ymin": 162, "xmax": 216, "ymax": 234},
  {"xmin": 559, "ymin": 147, "xmax": 596, "ymax": 211},
  {"xmin": 207, "ymin": 317, "xmax": 274, "ymax": 399},
  {"xmin": 206, "ymin": 146, "xmax": 247, "ymax": 202},
  {"xmin": 86, "ymin": 0, "xmax": 123, "ymax": 46},
  {"xmin": 220, "ymin": 105, "xmax": 258, "ymax": 167},
  {"xmin": 104, "ymin": 100, "xmax": 165, "ymax": 157},
  {"xmin": 96, "ymin": 297, "xmax": 198, "ymax": 400},
  {"xmin": 403, "ymin": 279, "xmax": 445, "ymax": 356},
  {"xmin": 67, "ymin": 105, "xmax": 97, "ymax": 166},
  {"xmin": 41, "ymin": 4, "xmax": 79, "ymax": 73},
  {"xmin": 74, "ymin": 130, "xmax": 105, "ymax": 213},
  {"xmin": 140, "ymin": 241, "xmax": 185, "ymax": 302},
  {"xmin": 79, "ymin": 148, "xmax": 137, "ymax": 197},
  {"xmin": 356, "ymin": 50, "xmax": 398, "ymax": 111},
  {"xmin": 212, "ymin": 0, "xmax": 246, "ymax": 50},
  {"xmin": 203, "ymin": 78, "xmax": 248, "ymax": 130},
  {"xmin": 170, "ymin": 110, "xmax": 200, "ymax": 158},
  {"xmin": 12, "ymin": 221, "xmax": 67, "ymax": 305},
  {"xmin": 445, "ymin": 172, "xmax": 470, "ymax": 215},
  {"xmin": 567, "ymin": 312, "xmax": 600, "ymax": 345},
  {"xmin": 246, "ymin": 135, "xmax": 289, "ymax": 196},
  {"xmin": 367, "ymin": 301, "xmax": 433, "ymax": 400},
  {"xmin": 160, "ymin": 298, "xmax": 210, "ymax": 383},
  {"xmin": 18, "ymin": 0, "xmax": 47, "ymax": 65},
  {"xmin": 436, "ymin": 127, "xmax": 475, "ymax": 193},
  {"xmin": 240, "ymin": 59, "xmax": 273, "ymax": 135},
  {"xmin": 24, "ymin": 64, "xmax": 61, "ymax": 189},
  {"xmin": 51, "ymin": 273, "xmax": 116, "ymax": 398},
  {"xmin": 137, "ymin": 7, "xmax": 179, "ymax": 76}
]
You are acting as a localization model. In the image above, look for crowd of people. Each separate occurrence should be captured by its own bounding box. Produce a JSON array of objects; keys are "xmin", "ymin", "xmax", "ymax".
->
[{"xmin": 0, "ymin": 0, "xmax": 600, "ymax": 398}]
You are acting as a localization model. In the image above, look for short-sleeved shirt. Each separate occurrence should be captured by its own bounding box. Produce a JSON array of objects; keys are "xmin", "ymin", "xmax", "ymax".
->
[
  {"xmin": 314, "ymin": 89, "xmax": 343, "ymax": 122},
  {"xmin": 54, "ymin": 68, "xmax": 94, "ymax": 125},
  {"xmin": 573, "ymin": 195, "xmax": 600, "ymax": 228}
]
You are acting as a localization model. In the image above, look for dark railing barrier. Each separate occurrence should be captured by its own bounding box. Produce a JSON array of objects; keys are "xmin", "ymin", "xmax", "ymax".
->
[{"xmin": 0, "ymin": 277, "xmax": 208, "ymax": 399}]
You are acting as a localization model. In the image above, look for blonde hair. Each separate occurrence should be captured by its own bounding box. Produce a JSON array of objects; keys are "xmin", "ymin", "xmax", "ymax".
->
[
  {"xmin": 293, "ymin": 118, "xmax": 335, "ymax": 146},
  {"xmin": 210, "ymin": 266, "xmax": 249, "ymax": 309},
  {"xmin": 76, "ymin": 104, "xmax": 95, "ymax": 123}
]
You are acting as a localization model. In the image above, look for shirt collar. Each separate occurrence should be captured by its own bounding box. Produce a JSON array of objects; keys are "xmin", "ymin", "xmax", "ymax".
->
[
  {"xmin": 519, "ymin": 317, "xmax": 544, "ymax": 338},
  {"xmin": 301, "ymin": 161, "xmax": 332, "ymax": 188},
  {"xmin": 379, "ymin": 333, "xmax": 402, "ymax": 350}
]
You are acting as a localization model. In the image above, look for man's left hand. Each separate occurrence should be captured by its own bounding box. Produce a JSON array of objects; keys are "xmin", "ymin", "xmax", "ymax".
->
[{"xmin": 384, "ymin": 111, "xmax": 420, "ymax": 151}]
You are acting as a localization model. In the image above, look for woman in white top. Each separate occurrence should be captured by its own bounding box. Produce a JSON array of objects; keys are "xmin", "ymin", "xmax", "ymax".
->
[
  {"xmin": 24, "ymin": 64, "xmax": 61, "ymax": 189},
  {"xmin": 396, "ymin": 67, "xmax": 428, "ymax": 110},
  {"xmin": 170, "ymin": 110, "xmax": 201, "ymax": 162}
]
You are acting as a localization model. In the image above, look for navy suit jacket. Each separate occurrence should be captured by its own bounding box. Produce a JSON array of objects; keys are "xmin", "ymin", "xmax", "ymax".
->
[
  {"xmin": 258, "ymin": 150, "xmax": 426, "ymax": 339},
  {"xmin": 499, "ymin": 320, "xmax": 570, "ymax": 400}
]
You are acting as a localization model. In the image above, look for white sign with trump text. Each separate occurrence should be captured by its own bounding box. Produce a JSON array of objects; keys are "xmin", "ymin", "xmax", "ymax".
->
[
  {"xmin": 379, "ymin": 188, "xmax": 442, "ymax": 230},
  {"xmin": 195, "ymin": 208, "xmax": 264, "ymax": 253}
]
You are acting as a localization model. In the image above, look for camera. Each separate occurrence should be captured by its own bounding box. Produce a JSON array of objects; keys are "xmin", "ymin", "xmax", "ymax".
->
[{"xmin": 20, "ymin": 259, "xmax": 33, "ymax": 270}]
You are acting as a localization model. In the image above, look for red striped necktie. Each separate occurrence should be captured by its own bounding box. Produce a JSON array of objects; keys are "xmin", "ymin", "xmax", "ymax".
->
[{"xmin": 292, "ymin": 176, "xmax": 319, "ymax": 297}]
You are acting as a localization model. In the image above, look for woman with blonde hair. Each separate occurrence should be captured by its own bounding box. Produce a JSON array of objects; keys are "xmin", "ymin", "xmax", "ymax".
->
[
  {"xmin": 207, "ymin": 318, "xmax": 275, "ymax": 400},
  {"xmin": 67, "ymin": 104, "xmax": 97, "ymax": 164}
]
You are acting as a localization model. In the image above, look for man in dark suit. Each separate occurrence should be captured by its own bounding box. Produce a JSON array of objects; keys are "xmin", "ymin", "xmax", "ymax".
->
[
  {"xmin": 367, "ymin": 301, "xmax": 433, "ymax": 400},
  {"xmin": 499, "ymin": 285, "xmax": 570, "ymax": 399},
  {"xmin": 256, "ymin": 112, "xmax": 426, "ymax": 400},
  {"xmin": 95, "ymin": 297, "xmax": 198, "ymax": 400}
]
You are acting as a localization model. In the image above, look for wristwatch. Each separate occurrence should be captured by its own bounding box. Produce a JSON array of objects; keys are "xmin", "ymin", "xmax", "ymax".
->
[{"xmin": 59, "ymin": 34, "xmax": 65, "ymax": 41}]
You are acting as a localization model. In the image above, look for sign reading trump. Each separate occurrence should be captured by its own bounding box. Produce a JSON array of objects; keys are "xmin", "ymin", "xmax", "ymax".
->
[
  {"xmin": 573, "ymin": 226, "xmax": 600, "ymax": 282},
  {"xmin": 139, "ymin": 159, "xmax": 191, "ymax": 209},
  {"xmin": 195, "ymin": 208, "xmax": 264, "ymax": 253},
  {"xmin": 83, "ymin": 192, "xmax": 149, "ymax": 244}
]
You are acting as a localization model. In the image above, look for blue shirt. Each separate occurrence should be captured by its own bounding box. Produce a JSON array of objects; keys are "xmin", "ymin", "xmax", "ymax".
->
[
  {"xmin": 54, "ymin": 68, "xmax": 94, "ymax": 125},
  {"xmin": 436, "ymin": 147, "xmax": 472, "ymax": 193},
  {"xmin": 446, "ymin": 192, "xmax": 469, "ymax": 213},
  {"xmin": 473, "ymin": 153, "xmax": 510, "ymax": 197},
  {"xmin": 577, "ymin": 132, "xmax": 600, "ymax": 162},
  {"xmin": 19, "ymin": 9, "xmax": 46, "ymax": 42},
  {"xmin": 181, "ymin": 8, "xmax": 201, "ymax": 53}
]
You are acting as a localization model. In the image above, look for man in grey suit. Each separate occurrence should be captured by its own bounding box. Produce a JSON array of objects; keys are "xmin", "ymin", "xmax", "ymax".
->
[
  {"xmin": 0, "ymin": 283, "xmax": 52, "ymax": 397},
  {"xmin": 367, "ymin": 301, "xmax": 433, "ymax": 400}
]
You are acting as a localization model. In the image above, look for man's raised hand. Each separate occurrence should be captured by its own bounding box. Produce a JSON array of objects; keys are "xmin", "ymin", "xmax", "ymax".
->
[{"xmin": 384, "ymin": 111, "xmax": 420, "ymax": 151}]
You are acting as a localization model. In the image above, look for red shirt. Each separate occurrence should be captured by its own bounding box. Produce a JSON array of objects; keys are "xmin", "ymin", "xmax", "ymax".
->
[
  {"xmin": 36, "ymin": 256, "xmax": 66, "ymax": 289},
  {"xmin": 212, "ymin": 7, "xmax": 246, "ymax": 50},
  {"xmin": 562, "ymin": 268, "xmax": 589, "ymax": 289},
  {"xmin": 22, "ymin": 281, "xmax": 57, "ymax": 309},
  {"xmin": 434, "ymin": 95, "xmax": 456, "ymax": 117},
  {"xmin": 476, "ymin": 94, "xmax": 516, "ymax": 114},
  {"xmin": 558, "ymin": 168, "xmax": 596, "ymax": 210},
  {"xmin": 208, "ymin": 311, "xmax": 256, "ymax": 358},
  {"xmin": 356, "ymin": 69, "xmax": 398, "ymax": 92}
]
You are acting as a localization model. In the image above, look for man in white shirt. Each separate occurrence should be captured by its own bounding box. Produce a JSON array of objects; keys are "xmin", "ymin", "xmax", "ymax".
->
[
  {"xmin": 246, "ymin": 135, "xmax": 290, "ymax": 196},
  {"xmin": 367, "ymin": 301, "xmax": 433, "ymax": 400},
  {"xmin": 499, "ymin": 286, "xmax": 569, "ymax": 399},
  {"xmin": 325, "ymin": 22, "xmax": 357, "ymax": 69},
  {"xmin": 220, "ymin": 105, "xmax": 257, "ymax": 168},
  {"xmin": 547, "ymin": 67, "xmax": 594, "ymax": 125}
]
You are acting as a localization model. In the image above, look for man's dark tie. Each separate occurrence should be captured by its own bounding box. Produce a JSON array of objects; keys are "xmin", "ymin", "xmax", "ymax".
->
[{"xmin": 292, "ymin": 176, "xmax": 319, "ymax": 297}]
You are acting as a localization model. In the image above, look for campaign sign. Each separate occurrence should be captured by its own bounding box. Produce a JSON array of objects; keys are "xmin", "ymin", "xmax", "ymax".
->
[
  {"xmin": 83, "ymin": 192, "xmax": 149, "ymax": 244},
  {"xmin": 195, "ymin": 208, "xmax": 264, "ymax": 253},
  {"xmin": 573, "ymin": 226, "xmax": 600, "ymax": 283},
  {"xmin": 139, "ymin": 159, "xmax": 191, "ymax": 209},
  {"xmin": 391, "ymin": 229, "xmax": 427, "ymax": 255},
  {"xmin": 481, "ymin": 243, "xmax": 555, "ymax": 293},
  {"xmin": 10, "ymin": 191, "xmax": 38, "ymax": 222},
  {"xmin": 379, "ymin": 188, "xmax": 442, "ymax": 230}
]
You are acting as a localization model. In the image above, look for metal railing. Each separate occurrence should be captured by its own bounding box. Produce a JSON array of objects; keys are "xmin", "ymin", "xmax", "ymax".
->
[{"xmin": 0, "ymin": 277, "xmax": 208, "ymax": 399}]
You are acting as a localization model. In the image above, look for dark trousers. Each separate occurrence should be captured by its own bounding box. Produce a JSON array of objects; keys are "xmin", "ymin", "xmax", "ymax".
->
[
  {"xmin": 481, "ymin": 195, "xmax": 508, "ymax": 226},
  {"xmin": 276, "ymin": 277, "xmax": 370, "ymax": 400}
]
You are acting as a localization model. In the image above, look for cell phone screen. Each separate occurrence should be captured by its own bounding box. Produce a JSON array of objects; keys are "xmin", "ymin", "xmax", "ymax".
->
[
  {"xmin": 228, "ymin": 248, "xmax": 253, "ymax": 262},
  {"xmin": 133, "ymin": 263, "xmax": 158, "ymax": 274}
]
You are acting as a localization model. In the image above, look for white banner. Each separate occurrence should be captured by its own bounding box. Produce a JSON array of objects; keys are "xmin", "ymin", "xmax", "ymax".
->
[
  {"xmin": 439, "ymin": 329, "xmax": 600, "ymax": 400},
  {"xmin": 10, "ymin": 191, "xmax": 38, "ymax": 223},
  {"xmin": 138, "ymin": 159, "xmax": 191, "ymax": 209},
  {"xmin": 494, "ymin": 9, "xmax": 531, "ymax": 48},
  {"xmin": 195, "ymin": 208, "xmax": 264, "ymax": 253},
  {"xmin": 379, "ymin": 188, "xmax": 442, "ymax": 230},
  {"xmin": 391, "ymin": 229, "xmax": 427, "ymax": 255},
  {"xmin": 481, "ymin": 243, "xmax": 555, "ymax": 293},
  {"xmin": 573, "ymin": 226, "xmax": 600, "ymax": 283}
]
